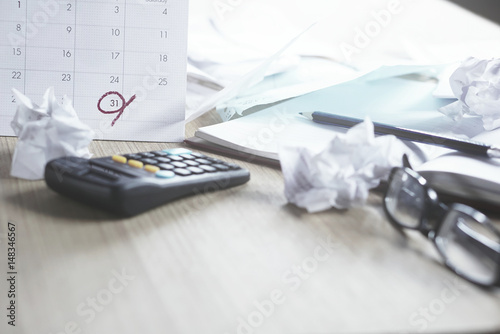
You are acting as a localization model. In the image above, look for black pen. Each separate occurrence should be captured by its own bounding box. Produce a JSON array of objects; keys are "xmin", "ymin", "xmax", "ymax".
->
[{"xmin": 300, "ymin": 111, "xmax": 500, "ymax": 159}]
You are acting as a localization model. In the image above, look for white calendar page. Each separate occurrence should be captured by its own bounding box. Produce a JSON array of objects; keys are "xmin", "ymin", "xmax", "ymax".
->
[{"xmin": 0, "ymin": 0, "xmax": 188, "ymax": 142}]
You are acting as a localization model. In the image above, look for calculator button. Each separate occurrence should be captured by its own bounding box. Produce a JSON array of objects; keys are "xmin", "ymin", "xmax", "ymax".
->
[
  {"xmin": 158, "ymin": 163, "xmax": 175, "ymax": 170},
  {"xmin": 128, "ymin": 160, "xmax": 144, "ymax": 169},
  {"xmin": 90, "ymin": 165, "xmax": 120, "ymax": 179},
  {"xmin": 156, "ymin": 157, "xmax": 171, "ymax": 163},
  {"xmin": 184, "ymin": 160, "xmax": 200, "ymax": 167},
  {"xmin": 50, "ymin": 163, "xmax": 87, "ymax": 177},
  {"xmin": 174, "ymin": 168, "xmax": 192, "ymax": 176},
  {"xmin": 90, "ymin": 160, "xmax": 139, "ymax": 178},
  {"xmin": 144, "ymin": 165, "xmax": 160, "ymax": 173},
  {"xmin": 169, "ymin": 156, "xmax": 183, "ymax": 162},
  {"xmin": 112, "ymin": 155, "xmax": 127, "ymax": 164},
  {"xmin": 141, "ymin": 158, "xmax": 158, "ymax": 165},
  {"xmin": 212, "ymin": 164, "xmax": 229, "ymax": 171},
  {"xmin": 199, "ymin": 165, "xmax": 217, "ymax": 173},
  {"xmin": 187, "ymin": 167, "xmax": 204, "ymax": 174},
  {"xmin": 195, "ymin": 158, "xmax": 211, "ymax": 165},
  {"xmin": 163, "ymin": 148, "xmax": 192, "ymax": 155},
  {"xmin": 126, "ymin": 154, "xmax": 142, "ymax": 160},
  {"xmin": 224, "ymin": 163, "xmax": 241, "ymax": 170},
  {"xmin": 190, "ymin": 152, "xmax": 206, "ymax": 158},
  {"xmin": 140, "ymin": 152, "xmax": 156, "ymax": 158},
  {"xmin": 153, "ymin": 151, "xmax": 168, "ymax": 157},
  {"xmin": 171, "ymin": 161, "xmax": 188, "ymax": 168},
  {"xmin": 88, "ymin": 168, "xmax": 120, "ymax": 181},
  {"xmin": 180, "ymin": 154, "xmax": 196, "ymax": 160},
  {"xmin": 155, "ymin": 170, "xmax": 176, "ymax": 179}
]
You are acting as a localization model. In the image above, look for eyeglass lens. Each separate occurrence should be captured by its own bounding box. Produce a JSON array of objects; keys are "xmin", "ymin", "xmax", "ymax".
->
[
  {"xmin": 436, "ymin": 208, "xmax": 500, "ymax": 286},
  {"xmin": 385, "ymin": 169, "xmax": 426, "ymax": 229},
  {"xmin": 384, "ymin": 168, "xmax": 500, "ymax": 286}
]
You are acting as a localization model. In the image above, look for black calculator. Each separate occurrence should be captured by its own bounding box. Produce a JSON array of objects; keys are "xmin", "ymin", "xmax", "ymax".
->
[{"xmin": 44, "ymin": 148, "xmax": 250, "ymax": 217}]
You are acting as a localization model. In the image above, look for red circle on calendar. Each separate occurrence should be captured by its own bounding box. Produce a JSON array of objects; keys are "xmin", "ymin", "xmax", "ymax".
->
[{"xmin": 97, "ymin": 91, "xmax": 136, "ymax": 126}]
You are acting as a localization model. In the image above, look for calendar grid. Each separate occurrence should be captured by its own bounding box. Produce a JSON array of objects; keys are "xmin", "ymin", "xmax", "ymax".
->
[
  {"xmin": 121, "ymin": 0, "xmax": 127, "ymax": 95},
  {"xmin": 23, "ymin": 0, "xmax": 27, "ymax": 93},
  {"xmin": 72, "ymin": 0, "xmax": 77, "ymax": 101},
  {"xmin": 1, "ymin": 0, "xmax": 188, "ymax": 142}
]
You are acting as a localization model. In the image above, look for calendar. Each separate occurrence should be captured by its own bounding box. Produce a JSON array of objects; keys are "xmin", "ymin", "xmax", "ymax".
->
[{"xmin": 0, "ymin": 0, "xmax": 188, "ymax": 142}]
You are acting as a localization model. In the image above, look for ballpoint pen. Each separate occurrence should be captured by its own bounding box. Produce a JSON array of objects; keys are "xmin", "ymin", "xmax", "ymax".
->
[{"xmin": 300, "ymin": 111, "xmax": 500, "ymax": 159}]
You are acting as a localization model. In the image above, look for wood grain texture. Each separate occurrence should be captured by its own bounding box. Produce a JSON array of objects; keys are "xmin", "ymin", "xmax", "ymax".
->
[{"xmin": 0, "ymin": 114, "xmax": 499, "ymax": 334}]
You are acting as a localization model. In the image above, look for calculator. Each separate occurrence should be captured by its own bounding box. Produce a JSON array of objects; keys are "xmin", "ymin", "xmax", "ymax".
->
[{"xmin": 44, "ymin": 148, "xmax": 250, "ymax": 217}]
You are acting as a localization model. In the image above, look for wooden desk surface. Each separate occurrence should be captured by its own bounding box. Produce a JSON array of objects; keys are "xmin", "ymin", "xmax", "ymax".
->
[{"xmin": 1, "ymin": 112, "xmax": 499, "ymax": 334}]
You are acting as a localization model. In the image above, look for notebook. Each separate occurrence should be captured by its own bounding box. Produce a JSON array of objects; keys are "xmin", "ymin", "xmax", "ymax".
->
[{"xmin": 188, "ymin": 73, "xmax": 480, "ymax": 162}]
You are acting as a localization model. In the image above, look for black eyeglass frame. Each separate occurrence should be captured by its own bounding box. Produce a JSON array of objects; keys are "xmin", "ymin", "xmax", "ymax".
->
[{"xmin": 383, "ymin": 167, "xmax": 500, "ymax": 288}]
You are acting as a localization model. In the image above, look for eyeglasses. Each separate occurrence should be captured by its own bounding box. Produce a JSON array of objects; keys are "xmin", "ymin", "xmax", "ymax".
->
[{"xmin": 383, "ymin": 167, "xmax": 500, "ymax": 287}]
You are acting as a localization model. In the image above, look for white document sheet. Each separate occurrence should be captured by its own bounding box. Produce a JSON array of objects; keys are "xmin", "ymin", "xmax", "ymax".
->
[{"xmin": 0, "ymin": 0, "xmax": 188, "ymax": 142}]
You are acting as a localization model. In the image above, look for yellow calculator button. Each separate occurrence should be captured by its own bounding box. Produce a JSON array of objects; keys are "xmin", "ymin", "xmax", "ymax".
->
[
  {"xmin": 144, "ymin": 165, "xmax": 160, "ymax": 173},
  {"xmin": 128, "ymin": 160, "xmax": 144, "ymax": 169},
  {"xmin": 112, "ymin": 155, "xmax": 127, "ymax": 164}
]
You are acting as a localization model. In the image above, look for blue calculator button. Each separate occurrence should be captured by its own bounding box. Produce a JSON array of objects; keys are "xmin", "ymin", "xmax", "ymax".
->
[
  {"xmin": 156, "ymin": 170, "xmax": 175, "ymax": 179},
  {"xmin": 162, "ymin": 148, "xmax": 192, "ymax": 156}
]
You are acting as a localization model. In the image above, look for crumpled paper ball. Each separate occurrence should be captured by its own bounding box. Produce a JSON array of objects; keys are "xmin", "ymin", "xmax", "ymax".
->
[
  {"xmin": 279, "ymin": 118, "xmax": 408, "ymax": 212},
  {"xmin": 439, "ymin": 57, "xmax": 500, "ymax": 130},
  {"xmin": 10, "ymin": 87, "xmax": 94, "ymax": 180}
]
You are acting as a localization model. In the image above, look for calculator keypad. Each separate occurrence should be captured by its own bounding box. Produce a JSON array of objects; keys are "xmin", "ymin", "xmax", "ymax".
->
[{"xmin": 109, "ymin": 149, "xmax": 241, "ymax": 179}]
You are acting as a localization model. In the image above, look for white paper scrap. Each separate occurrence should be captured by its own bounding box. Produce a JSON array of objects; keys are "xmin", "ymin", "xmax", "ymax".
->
[
  {"xmin": 186, "ymin": 23, "xmax": 317, "ymax": 123},
  {"xmin": 10, "ymin": 88, "xmax": 93, "ymax": 180},
  {"xmin": 439, "ymin": 57, "xmax": 500, "ymax": 130},
  {"xmin": 279, "ymin": 119, "xmax": 409, "ymax": 212}
]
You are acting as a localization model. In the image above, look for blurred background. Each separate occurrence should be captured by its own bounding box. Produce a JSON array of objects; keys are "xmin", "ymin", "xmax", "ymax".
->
[{"xmin": 185, "ymin": 0, "xmax": 500, "ymax": 120}]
